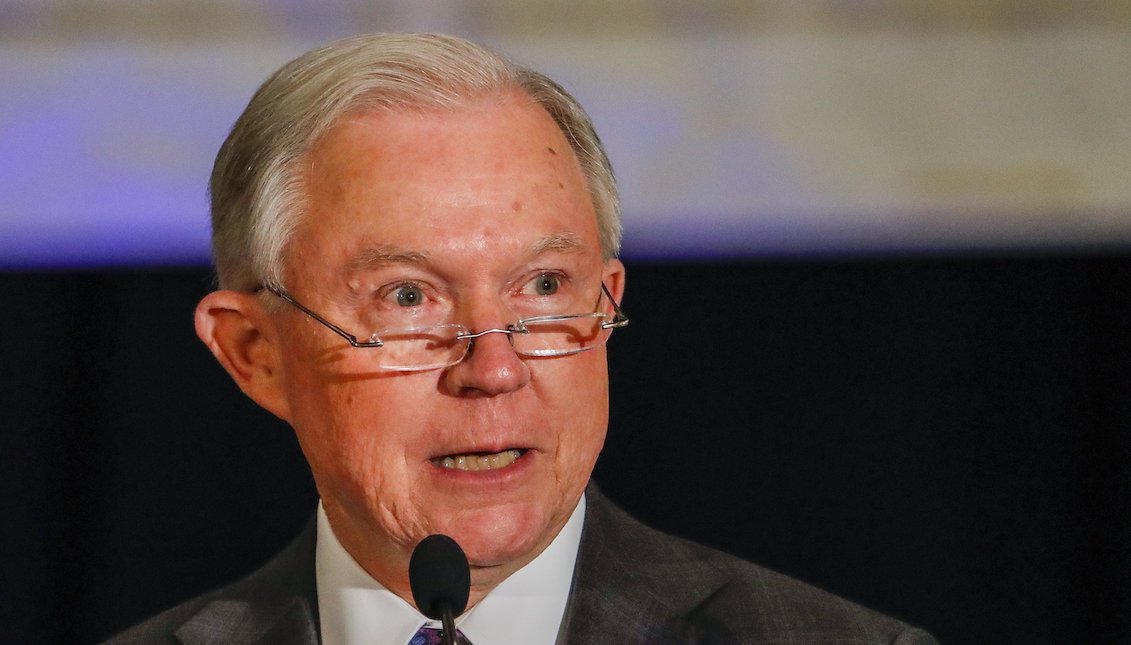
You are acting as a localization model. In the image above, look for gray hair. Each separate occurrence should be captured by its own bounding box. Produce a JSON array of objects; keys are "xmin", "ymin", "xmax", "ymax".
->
[{"xmin": 209, "ymin": 32, "xmax": 621, "ymax": 291}]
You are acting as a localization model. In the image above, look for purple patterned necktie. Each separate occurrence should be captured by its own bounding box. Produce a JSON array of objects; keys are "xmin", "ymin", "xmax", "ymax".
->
[{"xmin": 408, "ymin": 625, "xmax": 473, "ymax": 645}]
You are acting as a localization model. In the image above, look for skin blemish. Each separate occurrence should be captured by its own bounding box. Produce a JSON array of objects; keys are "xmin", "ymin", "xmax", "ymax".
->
[
  {"xmin": 547, "ymin": 146, "xmax": 557, "ymax": 155},
  {"xmin": 511, "ymin": 200, "xmax": 522, "ymax": 212}
]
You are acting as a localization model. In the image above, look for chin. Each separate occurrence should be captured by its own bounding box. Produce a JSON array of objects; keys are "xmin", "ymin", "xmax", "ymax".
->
[{"xmin": 441, "ymin": 501, "xmax": 557, "ymax": 568}]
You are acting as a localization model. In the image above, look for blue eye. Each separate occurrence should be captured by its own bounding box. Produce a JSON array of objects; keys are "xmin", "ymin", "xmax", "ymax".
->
[
  {"xmin": 533, "ymin": 274, "xmax": 560, "ymax": 296},
  {"xmin": 395, "ymin": 285, "xmax": 424, "ymax": 306}
]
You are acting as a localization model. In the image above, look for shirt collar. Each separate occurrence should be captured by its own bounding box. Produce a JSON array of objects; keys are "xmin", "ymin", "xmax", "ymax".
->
[{"xmin": 316, "ymin": 495, "xmax": 586, "ymax": 645}]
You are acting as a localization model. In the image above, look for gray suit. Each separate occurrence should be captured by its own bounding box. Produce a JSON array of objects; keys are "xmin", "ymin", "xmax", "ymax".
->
[{"xmin": 105, "ymin": 486, "xmax": 937, "ymax": 644}]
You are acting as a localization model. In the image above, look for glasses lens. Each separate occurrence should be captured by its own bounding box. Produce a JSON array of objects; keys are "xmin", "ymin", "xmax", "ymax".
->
[
  {"xmin": 374, "ymin": 324, "xmax": 467, "ymax": 371},
  {"xmin": 513, "ymin": 314, "xmax": 610, "ymax": 357}
]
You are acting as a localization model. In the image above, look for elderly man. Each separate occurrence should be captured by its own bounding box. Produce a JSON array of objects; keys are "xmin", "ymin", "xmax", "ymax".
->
[{"xmin": 109, "ymin": 33, "xmax": 935, "ymax": 645}]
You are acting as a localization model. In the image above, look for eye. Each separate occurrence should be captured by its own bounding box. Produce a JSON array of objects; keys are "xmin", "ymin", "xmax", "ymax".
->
[
  {"xmin": 531, "ymin": 273, "xmax": 560, "ymax": 296},
  {"xmin": 394, "ymin": 284, "xmax": 424, "ymax": 307}
]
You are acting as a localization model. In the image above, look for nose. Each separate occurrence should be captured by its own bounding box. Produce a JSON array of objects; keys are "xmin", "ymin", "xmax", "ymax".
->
[{"xmin": 441, "ymin": 312, "xmax": 531, "ymax": 397}]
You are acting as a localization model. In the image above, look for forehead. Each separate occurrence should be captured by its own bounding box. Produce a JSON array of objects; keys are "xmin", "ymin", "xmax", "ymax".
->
[{"xmin": 289, "ymin": 91, "xmax": 601, "ymax": 282}]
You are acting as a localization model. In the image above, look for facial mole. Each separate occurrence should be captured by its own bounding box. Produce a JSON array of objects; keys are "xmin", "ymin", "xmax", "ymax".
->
[
  {"xmin": 547, "ymin": 146, "xmax": 557, "ymax": 155},
  {"xmin": 558, "ymin": 182, "xmax": 565, "ymax": 189}
]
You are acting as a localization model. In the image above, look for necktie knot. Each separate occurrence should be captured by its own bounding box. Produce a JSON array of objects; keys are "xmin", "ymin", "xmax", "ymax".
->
[{"xmin": 408, "ymin": 625, "xmax": 472, "ymax": 645}]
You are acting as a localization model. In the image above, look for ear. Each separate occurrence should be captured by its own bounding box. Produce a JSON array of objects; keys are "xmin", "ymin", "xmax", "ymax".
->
[
  {"xmin": 194, "ymin": 290, "xmax": 291, "ymax": 421},
  {"xmin": 602, "ymin": 258, "xmax": 626, "ymax": 304}
]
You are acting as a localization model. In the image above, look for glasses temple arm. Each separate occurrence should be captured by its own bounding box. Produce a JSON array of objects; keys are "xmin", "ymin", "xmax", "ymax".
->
[
  {"xmin": 262, "ymin": 285, "xmax": 382, "ymax": 348},
  {"xmin": 600, "ymin": 283, "xmax": 630, "ymax": 329}
]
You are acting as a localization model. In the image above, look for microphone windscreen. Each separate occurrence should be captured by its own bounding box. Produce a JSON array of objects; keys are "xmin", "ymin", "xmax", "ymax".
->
[{"xmin": 409, "ymin": 534, "xmax": 471, "ymax": 619}]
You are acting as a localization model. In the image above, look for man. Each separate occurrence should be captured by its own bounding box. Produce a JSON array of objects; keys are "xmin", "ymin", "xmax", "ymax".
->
[{"xmin": 108, "ymin": 33, "xmax": 936, "ymax": 644}]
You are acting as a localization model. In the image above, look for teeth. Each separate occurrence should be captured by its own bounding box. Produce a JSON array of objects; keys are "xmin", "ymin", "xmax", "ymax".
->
[{"xmin": 436, "ymin": 449, "xmax": 523, "ymax": 471}]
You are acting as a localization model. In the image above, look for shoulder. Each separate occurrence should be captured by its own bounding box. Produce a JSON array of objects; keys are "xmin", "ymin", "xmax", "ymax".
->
[
  {"xmin": 101, "ymin": 518, "xmax": 319, "ymax": 645},
  {"xmin": 102, "ymin": 596, "xmax": 211, "ymax": 645},
  {"xmin": 566, "ymin": 486, "xmax": 937, "ymax": 644}
]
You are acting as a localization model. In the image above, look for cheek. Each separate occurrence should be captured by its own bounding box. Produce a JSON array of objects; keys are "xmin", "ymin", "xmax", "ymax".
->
[
  {"xmin": 287, "ymin": 379, "xmax": 434, "ymax": 545},
  {"xmin": 543, "ymin": 352, "xmax": 610, "ymax": 473},
  {"xmin": 279, "ymin": 349, "xmax": 421, "ymax": 497},
  {"xmin": 288, "ymin": 384, "xmax": 372, "ymax": 482}
]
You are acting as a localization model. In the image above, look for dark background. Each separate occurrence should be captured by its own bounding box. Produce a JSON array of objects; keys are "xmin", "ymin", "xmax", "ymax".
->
[{"xmin": 3, "ymin": 253, "xmax": 1128, "ymax": 644}]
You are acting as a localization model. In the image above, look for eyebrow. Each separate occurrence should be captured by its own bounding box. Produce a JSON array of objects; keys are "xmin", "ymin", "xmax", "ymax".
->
[
  {"xmin": 530, "ymin": 232, "xmax": 586, "ymax": 255},
  {"xmin": 345, "ymin": 245, "xmax": 430, "ymax": 272}
]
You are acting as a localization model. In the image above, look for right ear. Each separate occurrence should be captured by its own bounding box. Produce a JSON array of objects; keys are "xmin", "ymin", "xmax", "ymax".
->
[{"xmin": 194, "ymin": 290, "xmax": 291, "ymax": 421}]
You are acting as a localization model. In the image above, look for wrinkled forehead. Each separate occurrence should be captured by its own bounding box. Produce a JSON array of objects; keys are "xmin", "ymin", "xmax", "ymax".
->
[
  {"xmin": 295, "ymin": 88, "xmax": 585, "ymax": 208},
  {"xmin": 282, "ymin": 94, "xmax": 602, "ymax": 286}
]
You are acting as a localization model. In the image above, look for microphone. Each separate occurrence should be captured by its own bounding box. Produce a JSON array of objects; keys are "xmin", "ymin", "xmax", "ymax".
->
[{"xmin": 409, "ymin": 534, "xmax": 470, "ymax": 645}]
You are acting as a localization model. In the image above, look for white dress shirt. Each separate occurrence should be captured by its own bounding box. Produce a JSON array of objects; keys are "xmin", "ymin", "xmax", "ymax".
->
[{"xmin": 316, "ymin": 495, "xmax": 585, "ymax": 645}]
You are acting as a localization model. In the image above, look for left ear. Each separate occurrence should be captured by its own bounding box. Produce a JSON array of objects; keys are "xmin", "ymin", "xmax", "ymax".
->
[
  {"xmin": 194, "ymin": 290, "xmax": 292, "ymax": 421},
  {"xmin": 602, "ymin": 258, "xmax": 626, "ymax": 305}
]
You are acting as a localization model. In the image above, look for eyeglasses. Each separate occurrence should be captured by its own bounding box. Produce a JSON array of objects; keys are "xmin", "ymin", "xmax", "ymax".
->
[{"xmin": 263, "ymin": 283, "xmax": 629, "ymax": 372}]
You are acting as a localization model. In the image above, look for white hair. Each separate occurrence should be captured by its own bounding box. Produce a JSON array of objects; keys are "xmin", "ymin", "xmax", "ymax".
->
[{"xmin": 209, "ymin": 32, "xmax": 621, "ymax": 291}]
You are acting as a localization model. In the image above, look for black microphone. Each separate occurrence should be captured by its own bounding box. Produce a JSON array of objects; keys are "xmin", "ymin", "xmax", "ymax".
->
[{"xmin": 409, "ymin": 534, "xmax": 470, "ymax": 645}]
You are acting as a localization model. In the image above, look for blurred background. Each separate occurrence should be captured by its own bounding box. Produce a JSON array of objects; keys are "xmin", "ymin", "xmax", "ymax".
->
[
  {"xmin": 2, "ymin": 2, "xmax": 1128, "ymax": 643},
  {"xmin": 4, "ymin": 0, "xmax": 1130, "ymax": 264}
]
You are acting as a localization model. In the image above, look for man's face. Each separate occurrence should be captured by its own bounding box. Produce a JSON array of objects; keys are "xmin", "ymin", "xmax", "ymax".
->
[{"xmin": 271, "ymin": 90, "xmax": 623, "ymax": 591}]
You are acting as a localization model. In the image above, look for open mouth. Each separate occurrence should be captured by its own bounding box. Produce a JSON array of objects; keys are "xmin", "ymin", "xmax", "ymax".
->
[{"xmin": 431, "ymin": 448, "xmax": 526, "ymax": 471}]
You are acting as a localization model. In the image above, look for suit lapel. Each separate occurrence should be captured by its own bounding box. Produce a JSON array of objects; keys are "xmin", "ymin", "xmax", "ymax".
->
[
  {"xmin": 558, "ymin": 485, "xmax": 734, "ymax": 644},
  {"xmin": 175, "ymin": 518, "xmax": 321, "ymax": 645},
  {"xmin": 175, "ymin": 596, "xmax": 319, "ymax": 645}
]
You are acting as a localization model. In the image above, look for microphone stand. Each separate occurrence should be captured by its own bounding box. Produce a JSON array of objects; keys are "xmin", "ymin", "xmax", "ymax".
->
[{"xmin": 439, "ymin": 599, "xmax": 457, "ymax": 645}]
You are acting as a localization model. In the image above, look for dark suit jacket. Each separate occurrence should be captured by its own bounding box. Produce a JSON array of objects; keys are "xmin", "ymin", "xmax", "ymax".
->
[{"xmin": 105, "ymin": 486, "xmax": 937, "ymax": 644}]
